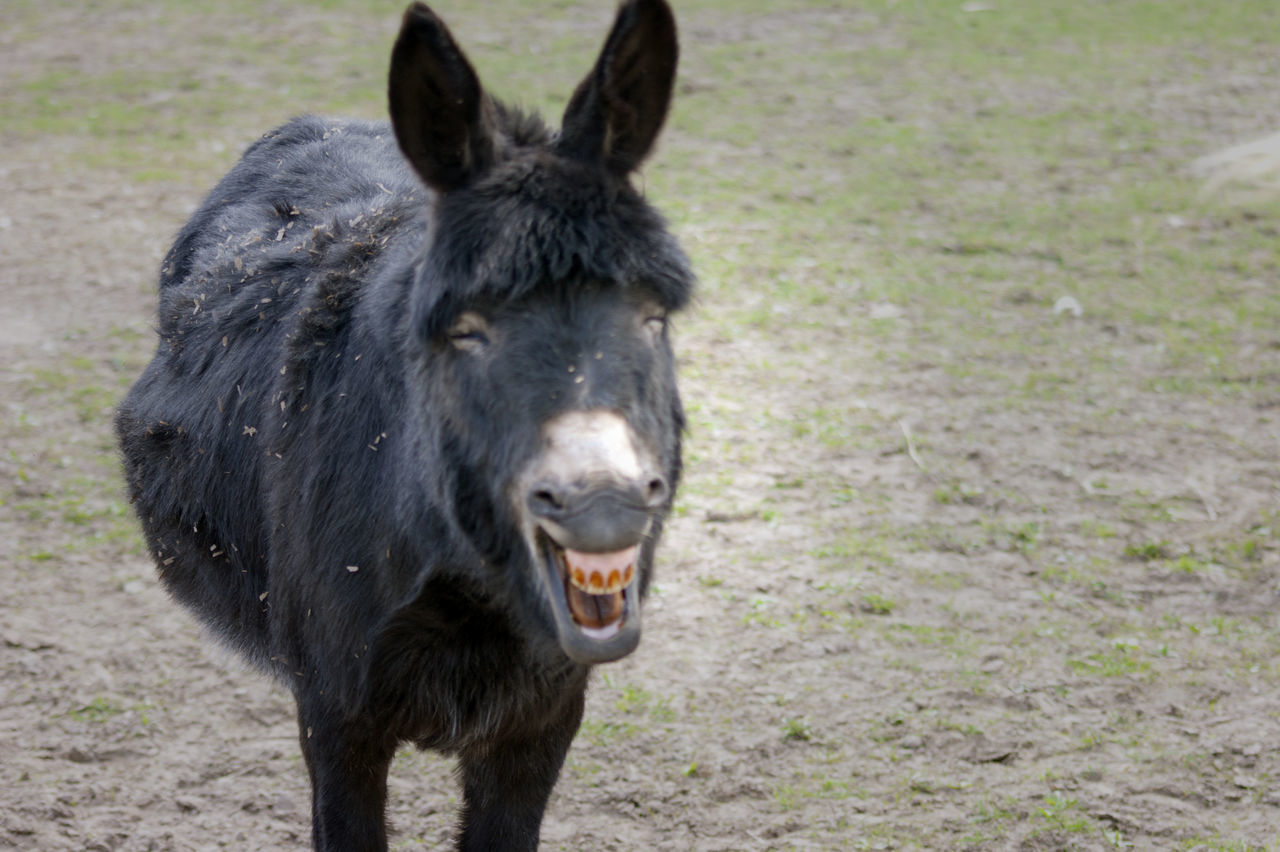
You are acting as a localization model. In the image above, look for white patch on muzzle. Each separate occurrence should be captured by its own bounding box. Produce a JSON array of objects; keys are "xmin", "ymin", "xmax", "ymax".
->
[{"xmin": 539, "ymin": 409, "xmax": 646, "ymax": 483}]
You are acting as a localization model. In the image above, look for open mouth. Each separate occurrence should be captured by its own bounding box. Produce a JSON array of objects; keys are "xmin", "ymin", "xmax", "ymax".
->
[
  {"xmin": 539, "ymin": 531, "xmax": 643, "ymax": 663},
  {"xmin": 557, "ymin": 544, "xmax": 636, "ymax": 639}
]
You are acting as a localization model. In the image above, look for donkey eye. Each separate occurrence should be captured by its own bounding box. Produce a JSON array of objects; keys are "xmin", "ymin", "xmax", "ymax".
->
[
  {"xmin": 446, "ymin": 311, "xmax": 491, "ymax": 352},
  {"xmin": 642, "ymin": 308, "xmax": 667, "ymax": 340}
]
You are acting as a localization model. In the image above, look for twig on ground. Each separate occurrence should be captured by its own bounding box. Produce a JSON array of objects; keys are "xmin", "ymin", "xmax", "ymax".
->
[
  {"xmin": 899, "ymin": 420, "xmax": 927, "ymax": 472},
  {"xmin": 1186, "ymin": 477, "xmax": 1218, "ymax": 521}
]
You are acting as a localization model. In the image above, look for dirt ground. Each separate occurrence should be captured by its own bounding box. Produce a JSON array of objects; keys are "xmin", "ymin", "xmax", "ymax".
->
[{"xmin": 3, "ymin": 2, "xmax": 1280, "ymax": 850}]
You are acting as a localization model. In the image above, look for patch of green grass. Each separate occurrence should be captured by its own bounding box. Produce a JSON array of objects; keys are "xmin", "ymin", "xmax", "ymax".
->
[
  {"xmin": 933, "ymin": 479, "xmax": 985, "ymax": 506},
  {"xmin": 882, "ymin": 622, "xmax": 970, "ymax": 652},
  {"xmin": 741, "ymin": 595, "xmax": 866, "ymax": 636},
  {"xmin": 669, "ymin": 0, "xmax": 1280, "ymax": 417},
  {"xmin": 1039, "ymin": 554, "xmax": 1110, "ymax": 591},
  {"xmin": 1035, "ymin": 790, "xmax": 1095, "ymax": 835},
  {"xmin": 781, "ymin": 716, "xmax": 813, "ymax": 742},
  {"xmin": 773, "ymin": 765, "xmax": 866, "ymax": 813},
  {"xmin": 1078, "ymin": 519, "xmax": 1118, "ymax": 539},
  {"xmin": 1169, "ymin": 553, "xmax": 1221, "ymax": 574},
  {"xmin": 962, "ymin": 795, "xmax": 1021, "ymax": 846},
  {"xmin": 23, "ymin": 366, "xmax": 119, "ymax": 425},
  {"xmin": 12, "ymin": 472, "xmax": 142, "ymax": 557},
  {"xmin": 810, "ymin": 526, "xmax": 893, "ymax": 570},
  {"xmin": 4, "ymin": 0, "xmax": 640, "ymax": 182},
  {"xmin": 6, "ymin": 337, "xmax": 152, "ymax": 559},
  {"xmin": 612, "ymin": 684, "xmax": 676, "ymax": 724},
  {"xmin": 937, "ymin": 718, "xmax": 983, "ymax": 737},
  {"xmin": 859, "ymin": 593, "xmax": 896, "ymax": 615},
  {"xmin": 68, "ymin": 696, "xmax": 127, "ymax": 724},
  {"xmin": 772, "ymin": 783, "xmax": 803, "ymax": 811},
  {"xmin": 983, "ymin": 519, "xmax": 1043, "ymax": 554},
  {"xmin": 900, "ymin": 521, "xmax": 986, "ymax": 556},
  {"xmin": 1124, "ymin": 540, "xmax": 1171, "ymax": 561},
  {"xmin": 780, "ymin": 405, "xmax": 872, "ymax": 451},
  {"xmin": 1068, "ymin": 640, "xmax": 1150, "ymax": 678},
  {"xmin": 910, "ymin": 567, "xmax": 970, "ymax": 591},
  {"xmin": 576, "ymin": 719, "xmax": 640, "ymax": 748}
]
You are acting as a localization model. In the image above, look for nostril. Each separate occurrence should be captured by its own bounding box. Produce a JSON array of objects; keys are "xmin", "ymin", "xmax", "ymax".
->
[
  {"xmin": 529, "ymin": 486, "xmax": 565, "ymax": 516},
  {"xmin": 645, "ymin": 476, "xmax": 669, "ymax": 507}
]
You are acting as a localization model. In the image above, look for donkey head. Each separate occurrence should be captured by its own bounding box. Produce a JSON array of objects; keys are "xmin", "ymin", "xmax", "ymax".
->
[{"xmin": 387, "ymin": 1, "xmax": 691, "ymax": 665}]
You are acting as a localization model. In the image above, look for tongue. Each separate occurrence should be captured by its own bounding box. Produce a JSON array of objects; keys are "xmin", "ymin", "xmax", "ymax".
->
[
  {"xmin": 567, "ymin": 583, "xmax": 624, "ymax": 630},
  {"xmin": 563, "ymin": 546, "xmax": 638, "ymax": 630}
]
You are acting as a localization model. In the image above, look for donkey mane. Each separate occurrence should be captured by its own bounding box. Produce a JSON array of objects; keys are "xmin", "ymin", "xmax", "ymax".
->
[{"xmin": 415, "ymin": 100, "xmax": 694, "ymax": 340}]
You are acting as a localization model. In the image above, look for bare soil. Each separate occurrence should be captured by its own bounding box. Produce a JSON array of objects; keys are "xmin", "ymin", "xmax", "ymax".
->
[{"xmin": 3, "ymin": 3, "xmax": 1279, "ymax": 851}]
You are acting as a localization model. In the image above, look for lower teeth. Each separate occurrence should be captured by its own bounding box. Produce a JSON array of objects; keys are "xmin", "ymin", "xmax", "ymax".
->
[{"xmin": 579, "ymin": 622, "xmax": 622, "ymax": 641}]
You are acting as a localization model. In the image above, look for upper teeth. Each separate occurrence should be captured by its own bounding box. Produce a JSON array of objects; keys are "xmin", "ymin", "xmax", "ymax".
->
[{"xmin": 569, "ymin": 562, "xmax": 635, "ymax": 595}]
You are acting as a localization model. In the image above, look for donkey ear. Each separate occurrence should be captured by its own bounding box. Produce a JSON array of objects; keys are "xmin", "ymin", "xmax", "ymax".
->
[
  {"xmin": 556, "ymin": 0, "xmax": 678, "ymax": 175},
  {"xmin": 388, "ymin": 2, "xmax": 496, "ymax": 192}
]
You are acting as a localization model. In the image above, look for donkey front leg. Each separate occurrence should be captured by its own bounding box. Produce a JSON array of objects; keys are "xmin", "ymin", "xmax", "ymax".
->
[
  {"xmin": 454, "ymin": 693, "xmax": 584, "ymax": 852},
  {"xmin": 297, "ymin": 703, "xmax": 398, "ymax": 852}
]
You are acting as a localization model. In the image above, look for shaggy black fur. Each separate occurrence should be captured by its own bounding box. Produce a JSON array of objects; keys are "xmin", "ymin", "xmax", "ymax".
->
[{"xmin": 116, "ymin": 2, "xmax": 691, "ymax": 850}]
